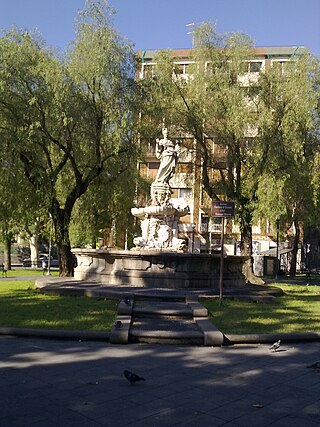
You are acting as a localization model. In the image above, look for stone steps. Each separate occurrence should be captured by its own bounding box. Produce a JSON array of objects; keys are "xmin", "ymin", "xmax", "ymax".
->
[
  {"xmin": 132, "ymin": 300, "xmax": 193, "ymax": 319},
  {"xmin": 110, "ymin": 294, "xmax": 224, "ymax": 346},
  {"xmin": 129, "ymin": 317, "xmax": 204, "ymax": 345},
  {"xmin": 130, "ymin": 298, "xmax": 202, "ymax": 345}
]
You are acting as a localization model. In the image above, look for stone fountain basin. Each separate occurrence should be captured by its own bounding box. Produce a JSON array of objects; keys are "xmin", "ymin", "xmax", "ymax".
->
[{"xmin": 72, "ymin": 248, "xmax": 249, "ymax": 289}]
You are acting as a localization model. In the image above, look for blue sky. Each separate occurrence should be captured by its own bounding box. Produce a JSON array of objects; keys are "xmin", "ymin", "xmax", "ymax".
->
[{"xmin": 1, "ymin": 0, "xmax": 320, "ymax": 56}]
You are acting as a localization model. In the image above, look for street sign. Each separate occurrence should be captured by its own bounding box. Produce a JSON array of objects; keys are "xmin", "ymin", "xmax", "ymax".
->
[
  {"xmin": 210, "ymin": 200, "xmax": 235, "ymax": 303},
  {"xmin": 211, "ymin": 201, "xmax": 235, "ymax": 218}
]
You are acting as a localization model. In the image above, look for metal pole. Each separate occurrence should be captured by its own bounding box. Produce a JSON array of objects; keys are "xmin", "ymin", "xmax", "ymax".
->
[
  {"xmin": 124, "ymin": 228, "xmax": 128, "ymax": 251},
  {"xmin": 46, "ymin": 215, "xmax": 53, "ymax": 276},
  {"xmin": 192, "ymin": 224, "xmax": 195, "ymax": 253},
  {"xmin": 276, "ymin": 218, "xmax": 280, "ymax": 279},
  {"xmin": 219, "ymin": 217, "xmax": 225, "ymax": 302}
]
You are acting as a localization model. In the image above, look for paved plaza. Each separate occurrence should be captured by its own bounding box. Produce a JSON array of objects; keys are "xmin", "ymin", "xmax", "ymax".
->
[{"xmin": 0, "ymin": 337, "xmax": 319, "ymax": 426}]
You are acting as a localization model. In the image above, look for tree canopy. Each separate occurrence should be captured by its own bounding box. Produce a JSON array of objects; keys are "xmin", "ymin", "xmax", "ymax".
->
[
  {"xmin": 0, "ymin": 0, "xmax": 139, "ymax": 274},
  {"xmin": 139, "ymin": 23, "xmax": 320, "ymax": 278}
]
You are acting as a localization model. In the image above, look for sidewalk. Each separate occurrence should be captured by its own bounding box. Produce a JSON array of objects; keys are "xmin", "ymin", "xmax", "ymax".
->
[{"xmin": 0, "ymin": 337, "xmax": 319, "ymax": 426}]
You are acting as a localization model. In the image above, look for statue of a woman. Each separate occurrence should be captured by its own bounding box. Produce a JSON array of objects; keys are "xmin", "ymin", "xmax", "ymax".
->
[{"xmin": 154, "ymin": 128, "xmax": 180, "ymax": 185}]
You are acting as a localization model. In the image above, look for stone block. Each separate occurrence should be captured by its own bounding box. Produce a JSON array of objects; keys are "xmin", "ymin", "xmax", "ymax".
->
[
  {"xmin": 195, "ymin": 318, "xmax": 224, "ymax": 346},
  {"xmin": 110, "ymin": 315, "xmax": 131, "ymax": 344}
]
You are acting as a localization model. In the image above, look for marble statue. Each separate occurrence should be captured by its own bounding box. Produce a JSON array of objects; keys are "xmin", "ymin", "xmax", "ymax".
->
[
  {"xmin": 154, "ymin": 127, "xmax": 181, "ymax": 185},
  {"xmin": 131, "ymin": 127, "xmax": 188, "ymax": 251}
]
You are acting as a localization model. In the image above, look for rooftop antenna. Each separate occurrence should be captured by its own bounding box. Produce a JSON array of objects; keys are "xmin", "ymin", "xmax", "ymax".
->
[{"xmin": 186, "ymin": 22, "xmax": 195, "ymax": 47}]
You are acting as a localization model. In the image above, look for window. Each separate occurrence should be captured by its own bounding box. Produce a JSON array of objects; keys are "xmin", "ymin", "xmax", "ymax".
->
[
  {"xmin": 240, "ymin": 61, "xmax": 263, "ymax": 74},
  {"xmin": 249, "ymin": 61, "xmax": 263, "ymax": 73},
  {"xmin": 143, "ymin": 64, "xmax": 154, "ymax": 77},
  {"xmin": 170, "ymin": 188, "xmax": 192, "ymax": 200},
  {"xmin": 139, "ymin": 163, "xmax": 148, "ymax": 177},
  {"xmin": 213, "ymin": 142, "xmax": 227, "ymax": 160},
  {"xmin": 174, "ymin": 64, "xmax": 185, "ymax": 75},
  {"xmin": 173, "ymin": 63, "xmax": 190, "ymax": 76},
  {"xmin": 179, "ymin": 188, "xmax": 192, "ymax": 199},
  {"xmin": 201, "ymin": 216, "xmax": 209, "ymax": 233},
  {"xmin": 148, "ymin": 162, "xmax": 160, "ymax": 179},
  {"xmin": 272, "ymin": 60, "xmax": 293, "ymax": 76},
  {"xmin": 176, "ymin": 163, "xmax": 193, "ymax": 173},
  {"xmin": 148, "ymin": 162, "xmax": 159, "ymax": 169}
]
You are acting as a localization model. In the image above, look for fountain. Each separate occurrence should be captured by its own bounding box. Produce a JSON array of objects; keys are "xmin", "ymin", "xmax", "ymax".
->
[{"xmin": 73, "ymin": 128, "xmax": 248, "ymax": 289}]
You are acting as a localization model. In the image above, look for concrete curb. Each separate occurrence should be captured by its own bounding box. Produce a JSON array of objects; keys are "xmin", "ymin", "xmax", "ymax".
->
[
  {"xmin": 196, "ymin": 318, "xmax": 224, "ymax": 346},
  {"xmin": 1, "ymin": 327, "xmax": 320, "ymax": 345},
  {"xmin": 224, "ymin": 332, "xmax": 320, "ymax": 345},
  {"xmin": 0, "ymin": 327, "xmax": 110, "ymax": 341},
  {"xmin": 0, "ymin": 330, "xmax": 320, "ymax": 346}
]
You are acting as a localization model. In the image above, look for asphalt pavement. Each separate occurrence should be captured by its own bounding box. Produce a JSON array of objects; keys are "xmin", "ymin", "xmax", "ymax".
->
[{"xmin": 0, "ymin": 337, "xmax": 319, "ymax": 426}]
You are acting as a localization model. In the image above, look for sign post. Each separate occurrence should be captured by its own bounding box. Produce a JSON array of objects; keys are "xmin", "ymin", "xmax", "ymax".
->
[{"xmin": 211, "ymin": 201, "xmax": 235, "ymax": 302}]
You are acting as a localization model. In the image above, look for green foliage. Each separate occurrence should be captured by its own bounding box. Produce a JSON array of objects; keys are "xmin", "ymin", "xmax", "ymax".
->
[
  {"xmin": 254, "ymin": 55, "xmax": 320, "ymax": 238},
  {"xmin": 70, "ymin": 165, "xmax": 138, "ymax": 247},
  {"xmin": 0, "ymin": 0, "xmax": 139, "ymax": 273},
  {"xmin": 141, "ymin": 23, "xmax": 320, "ymax": 255}
]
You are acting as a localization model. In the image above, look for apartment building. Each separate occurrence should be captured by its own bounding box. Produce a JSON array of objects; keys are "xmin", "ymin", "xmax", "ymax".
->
[{"xmin": 136, "ymin": 46, "xmax": 308, "ymax": 256}]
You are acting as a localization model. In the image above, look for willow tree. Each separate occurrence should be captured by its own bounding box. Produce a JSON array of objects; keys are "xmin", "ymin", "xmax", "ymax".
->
[
  {"xmin": 0, "ymin": 133, "xmax": 39, "ymax": 269},
  {"xmin": 256, "ymin": 55, "xmax": 320, "ymax": 275},
  {"xmin": 70, "ymin": 165, "xmax": 139, "ymax": 249},
  {"xmin": 0, "ymin": 0, "xmax": 138, "ymax": 275}
]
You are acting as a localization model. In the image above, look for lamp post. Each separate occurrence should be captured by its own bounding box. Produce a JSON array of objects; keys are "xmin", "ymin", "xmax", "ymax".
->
[
  {"xmin": 275, "ymin": 217, "xmax": 280, "ymax": 278},
  {"xmin": 191, "ymin": 223, "xmax": 196, "ymax": 253},
  {"xmin": 219, "ymin": 216, "xmax": 225, "ymax": 303},
  {"xmin": 47, "ymin": 214, "xmax": 53, "ymax": 276}
]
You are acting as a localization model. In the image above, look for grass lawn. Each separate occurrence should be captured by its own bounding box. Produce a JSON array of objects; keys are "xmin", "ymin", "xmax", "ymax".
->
[
  {"xmin": 202, "ymin": 283, "xmax": 320, "ymax": 334},
  {"xmin": 3, "ymin": 268, "xmax": 60, "ymax": 277},
  {"xmin": 2, "ymin": 272, "xmax": 320, "ymax": 335},
  {"xmin": 0, "ymin": 279, "xmax": 118, "ymax": 331}
]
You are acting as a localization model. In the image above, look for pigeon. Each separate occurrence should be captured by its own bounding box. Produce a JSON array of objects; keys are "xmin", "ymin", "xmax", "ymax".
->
[
  {"xmin": 253, "ymin": 404, "xmax": 264, "ymax": 409},
  {"xmin": 123, "ymin": 370, "xmax": 146, "ymax": 384},
  {"xmin": 124, "ymin": 297, "xmax": 132, "ymax": 306},
  {"xmin": 307, "ymin": 362, "xmax": 320, "ymax": 371},
  {"xmin": 114, "ymin": 320, "xmax": 123, "ymax": 329},
  {"xmin": 270, "ymin": 340, "xmax": 281, "ymax": 352}
]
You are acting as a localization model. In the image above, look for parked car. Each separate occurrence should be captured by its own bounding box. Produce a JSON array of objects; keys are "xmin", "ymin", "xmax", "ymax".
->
[
  {"xmin": 42, "ymin": 256, "xmax": 59, "ymax": 268},
  {"xmin": 22, "ymin": 254, "xmax": 59, "ymax": 268},
  {"xmin": 22, "ymin": 257, "xmax": 40, "ymax": 267}
]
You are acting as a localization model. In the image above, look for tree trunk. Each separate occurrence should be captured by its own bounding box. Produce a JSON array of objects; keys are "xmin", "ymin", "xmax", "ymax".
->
[
  {"xmin": 58, "ymin": 243, "xmax": 74, "ymax": 277},
  {"xmin": 91, "ymin": 236, "xmax": 97, "ymax": 249},
  {"xmin": 239, "ymin": 206, "xmax": 264, "ymax": 285},
  {"xmin": 3, "ymin": 233, "xmax": 12, "ymax": 271},
  {"xmin": 52, "ymin": 207, "xmax": 73, "ymax": 277},
  {"xmin": 29, "ymin": 233, "xmax": 39, "ymax": 269},
  {"xmin": 289, "ymin": 221, "xmax": 300, "ymax": 277}
]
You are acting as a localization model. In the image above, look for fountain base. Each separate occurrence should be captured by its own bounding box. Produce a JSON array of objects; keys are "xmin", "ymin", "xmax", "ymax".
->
[{"xmin": 72, "ymin": 248, "xmax": 248, "ymax": 289}]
